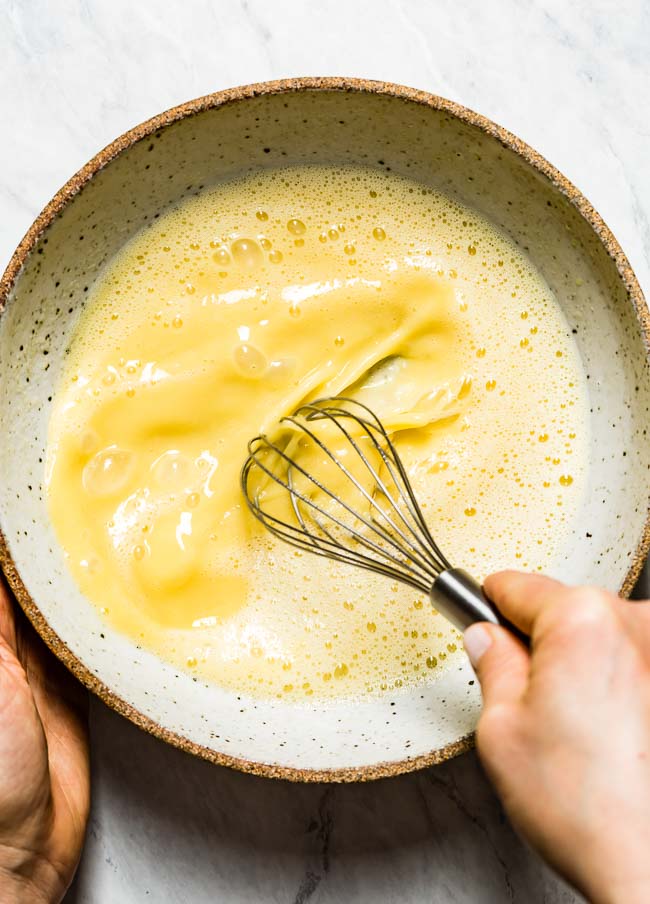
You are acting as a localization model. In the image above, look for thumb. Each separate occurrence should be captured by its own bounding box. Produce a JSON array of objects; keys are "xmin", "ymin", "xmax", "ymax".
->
[{"xmin": 463, "ymin": 622, "xmax": 530, "ymax": 707}]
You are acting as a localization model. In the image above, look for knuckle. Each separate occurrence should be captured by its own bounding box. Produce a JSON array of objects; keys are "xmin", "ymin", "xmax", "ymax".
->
[
  {"xmin": 539, "ymin": 586, "xmax": 616, "ymax": 640},
  {"xmin": 477, "ymin": 703, "xmax": 518, "ymax": 752}
]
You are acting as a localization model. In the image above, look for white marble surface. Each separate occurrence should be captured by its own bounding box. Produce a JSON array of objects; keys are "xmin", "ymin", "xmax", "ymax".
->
[{"xmin": 1, "ymin": 0, "xmax": 649, "ymax": 900}]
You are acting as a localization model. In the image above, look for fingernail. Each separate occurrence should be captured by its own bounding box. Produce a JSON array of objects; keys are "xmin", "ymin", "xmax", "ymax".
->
[{"xmin": 463, "ymin": 623, "xmax": 492, "ymax": 668}]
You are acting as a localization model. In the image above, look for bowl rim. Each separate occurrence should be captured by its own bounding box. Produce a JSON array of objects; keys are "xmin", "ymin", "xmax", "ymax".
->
[{"xmin": 1, "ymin": 75, "xmax": 648, "ymax": 782}]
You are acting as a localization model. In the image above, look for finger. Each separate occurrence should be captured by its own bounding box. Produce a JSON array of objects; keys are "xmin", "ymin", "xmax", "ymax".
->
[
  {"xmin": 0, "ymin": 577, "xmax": 18, "ymax": 654},
  {"xmin": 463, "ymin": 622, "xmax": 530, "ymax": 707},
  {"xmin": 17, "ymin": 615, "xmax": 89, "ymax": 731},
  {"xmin": 17, "ymin": 618, "xmax": 90, "ymax": 837},
  {"xmin": 483, "ymin": 570, "xmax": 567, "ymax": 636}
]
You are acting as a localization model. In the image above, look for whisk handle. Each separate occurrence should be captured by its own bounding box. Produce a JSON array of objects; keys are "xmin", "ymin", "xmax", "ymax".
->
[{"xmin": 430, "ymin": 569, "xmax": 528, "ymax": 645}]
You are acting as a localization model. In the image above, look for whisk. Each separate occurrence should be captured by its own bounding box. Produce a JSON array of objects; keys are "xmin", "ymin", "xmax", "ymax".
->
[{"xmin": 241, "ymin": 396, "xmax": 525, "ymax": 639}]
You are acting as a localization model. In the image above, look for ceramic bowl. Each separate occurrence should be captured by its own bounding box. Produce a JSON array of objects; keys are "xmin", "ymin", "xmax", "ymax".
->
[{"xmin": 1, "ymin": 78, "xmax": 649, "ymax": 782}]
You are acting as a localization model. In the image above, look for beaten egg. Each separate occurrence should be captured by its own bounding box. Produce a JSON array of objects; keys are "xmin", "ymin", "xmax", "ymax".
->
[{"xmin": 45, "ymin": 164, "xmax": 589, "ymax": 700}]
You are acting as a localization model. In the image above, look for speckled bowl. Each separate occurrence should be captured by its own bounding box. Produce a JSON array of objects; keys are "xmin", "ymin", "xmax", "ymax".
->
[{"xmin": 1, "ymin": 78, "xmax": 649, "ymax": 782}]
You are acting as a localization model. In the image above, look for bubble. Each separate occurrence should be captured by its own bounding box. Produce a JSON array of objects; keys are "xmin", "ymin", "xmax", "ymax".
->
[
  {"xmin": 318, "ymin": 233, "xmax": 328, "ymax": 243},
  {"xmin": 289, "ymin": 304, "xmax": 301, "ymax": 318},
  {"xmin": 538, "ymin": 433, "xmax": 549, "ymax": 442},
  {"xmin": 150, "ymin": 450, "xmax": 192, "ymax": 488},
  {"xmin": 268, "ymin": 249, "xmax": 283, "ymax": 264},
  {"xmin": 259, "ymin": 237, "xmax": 272, "ymax": 251},
  {"xmin": 213, "ymin": 248, "xmax": 231, "ymax": 266},
  {"xmin": 559, "ymin": 475, "xmax": 573, "ymax": 486},
  {"xmin": 334, "ymin": 336, "xmax": 345, "ymax": 347},
  {"xmin": 464, "ymin": 507, "xmax": 476, "ymax": 517},
  {"xmin": 268, "ymin": 357, "xmax": 296, "ymax": 379},
  {"xmin": 82, "ymin": 446, "xmax": 135, "ymax": 497},
  {"xmin": 133, "ymin": 544, "xmax": 145, "ymax": 561},
  {"xmin": 255, "ymin": 210, "xmax": 269, "ymax": 221},
  {"xmin": 233, "ymin": 343, "xmax": 268, "ymax": 377},
  {"xmin": 230, "ymin": 238, "xmax": 263, "ymax": 268},
  {"xmin": 372, "ymin": 226, "xmax": 386, "ymax": 241},
  {"xmin": 328, "ymin": 228, "xmax": 339, "ymax": 241},
  {"xmin": 485, "ymin": 379, "xmax": 496, "ymax": 391},
  {"xmin": 172, "ymin": 316, "xmax": 183, "ymax": 329},
  {"xmin": 426, "ymin": 656, "xmax": 438, "ymax": 669},
  {"xmin": 186, "ymin": 492, "xmax": 201, "ymax": 508},
  {"xmin": 287, "ymin": 218, "xmax": 306, "ymax": 236},
  {"xmin": 343, "ymin": 243, "xmax": 356, "ymax": 256}
]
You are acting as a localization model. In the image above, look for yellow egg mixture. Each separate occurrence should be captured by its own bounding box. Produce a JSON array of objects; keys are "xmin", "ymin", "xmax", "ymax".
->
[{"xmin": 45, "ymin": 165, "xmax": 589, "ymax": 701}]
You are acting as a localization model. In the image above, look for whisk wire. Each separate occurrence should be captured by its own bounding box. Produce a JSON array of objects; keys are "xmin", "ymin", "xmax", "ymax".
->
[
  {"xmin": 245, "ymin": 433, "xmax": 437, "ymax": 588},
  {"xmin": 241, "ymin": 396, "xmax": 453, "ymax": 592},
  {"xmin": 281, "ymin": 410, "xmax": 440, "ymax": 581},
  {"xmin": 299, "ymin": 401, "xmax": 451, "ymax": 573},
  {"xmin": 243, "ymin": 461, "xmax": 432, "ymax": 591}
]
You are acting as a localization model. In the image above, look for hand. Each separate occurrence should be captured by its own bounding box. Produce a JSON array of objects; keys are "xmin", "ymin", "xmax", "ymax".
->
[
  {"xmin": 0, "ymin": 578, "xmax": 90, "ymax": 903},
  {"xmin": 463, "ymin": 572, "xmax": 650, "ymax": 904}
]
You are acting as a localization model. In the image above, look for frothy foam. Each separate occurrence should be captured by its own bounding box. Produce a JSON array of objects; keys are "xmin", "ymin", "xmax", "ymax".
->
[{"xmin": 45, "ymin": 164, "xmax": 590, "ymax": 701}]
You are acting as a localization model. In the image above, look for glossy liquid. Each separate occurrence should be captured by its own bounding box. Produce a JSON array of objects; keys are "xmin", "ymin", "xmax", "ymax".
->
[{"xmin": 46, "ymin": 165, "xmax": 589, "ymax": 700}]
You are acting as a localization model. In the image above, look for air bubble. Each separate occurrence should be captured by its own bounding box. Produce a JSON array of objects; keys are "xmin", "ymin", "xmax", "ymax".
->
[
  {"xmin": 287, "ymin": 219, "xmax": 306, "ymax": 236},
  {"xmin": 230, "ymin": 238, "xmax": 263, "ymax": 268},
  {"xmin": 233, "ymin": 343, "xmax": 268, "ymax": 377},
  {"xmin": 82, "ymin": 447, "xmax": 135, "ymax": 497},
  {"xmin": 150, "ymin": 450, "xmax": 192, "ymax": 488}
]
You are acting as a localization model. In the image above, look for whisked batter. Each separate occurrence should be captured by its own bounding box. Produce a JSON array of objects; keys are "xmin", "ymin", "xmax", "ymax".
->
[{"xmin": 45, "ymin": 164, "xmax": 589, "ymax": 700}]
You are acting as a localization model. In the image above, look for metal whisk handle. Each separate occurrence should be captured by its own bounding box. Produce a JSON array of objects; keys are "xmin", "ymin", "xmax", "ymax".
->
[{"xmin": 430, "ymin": 569, "xmax": 529, "ymax": 645}]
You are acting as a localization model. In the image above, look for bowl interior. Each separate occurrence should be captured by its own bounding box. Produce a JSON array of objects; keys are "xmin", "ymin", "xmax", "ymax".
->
[{"xmin": 1, "ymin": 83, "xmax": 648, "ymax": 779}]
